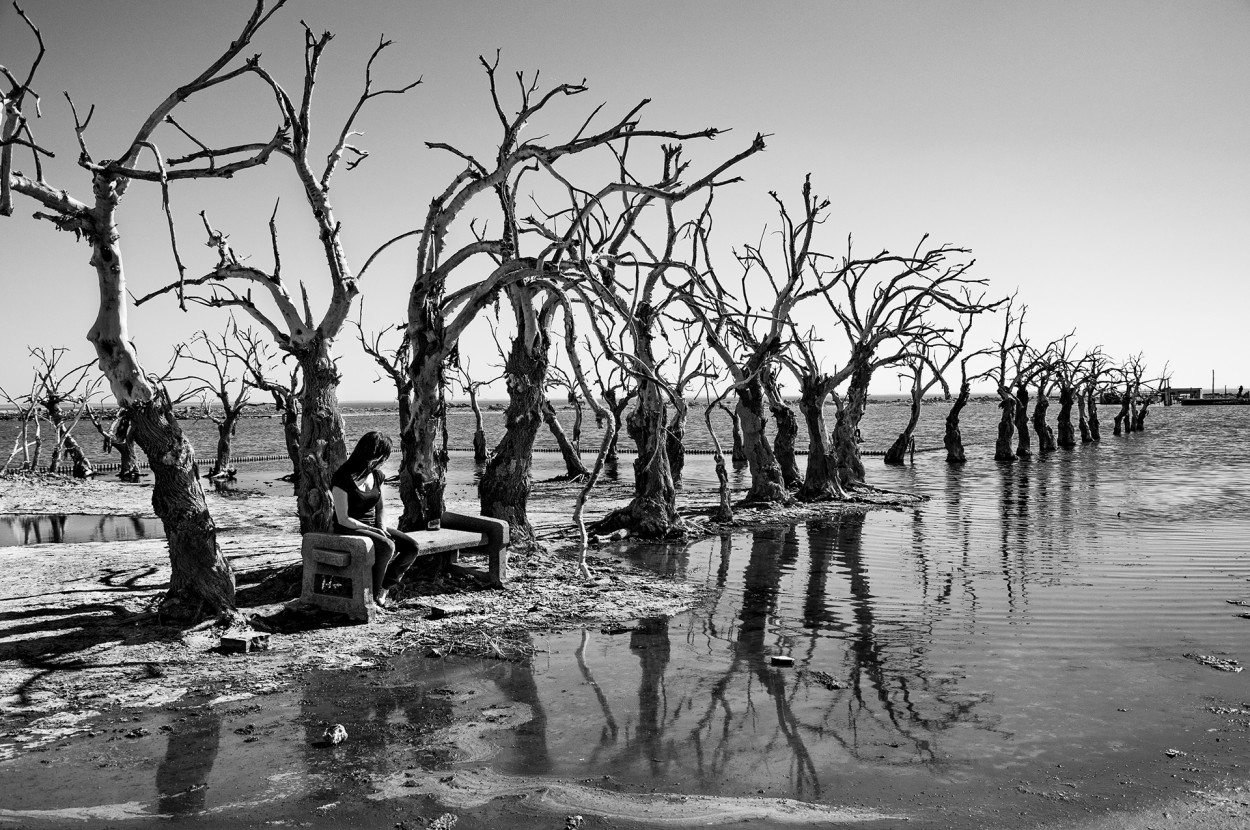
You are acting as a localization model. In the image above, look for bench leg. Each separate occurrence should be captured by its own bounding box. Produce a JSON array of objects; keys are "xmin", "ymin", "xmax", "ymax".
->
[{"xmin": 441, "ymin": 511, "xmax": 510, "ymax": 587}]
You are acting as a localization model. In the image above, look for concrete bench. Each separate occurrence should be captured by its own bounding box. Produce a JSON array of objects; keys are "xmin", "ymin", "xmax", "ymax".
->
[{"xmin": 299, "ymin": 511, "xmax": 509, "ymax": 622}]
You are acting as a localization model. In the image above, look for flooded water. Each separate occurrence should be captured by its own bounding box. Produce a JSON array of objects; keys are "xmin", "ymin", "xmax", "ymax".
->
[
  {"xmin": 1, "ymin": 403, "xmax": 1249, "ymax": 827},
  {"xmin": 0, "ymin": 513, "xmax": 165, "ymax": 547}
]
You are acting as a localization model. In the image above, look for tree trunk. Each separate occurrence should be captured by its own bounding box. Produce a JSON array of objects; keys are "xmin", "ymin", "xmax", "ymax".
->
[
  {"xmin": 1013, "ymin": 386, "xmax": 1032, "ymax": 459},
  {"xmin": 401, "ymin": 286, "xmax": 450, "ymax": 534},
  {"xmin": 1087, "ymin": 389, "xmax": 1102, "ymax": 442},
  {"xmin": 1057, "ymin": 386, "xmax": 1077, "ymax": 449},
  {"xmin": 542, "ymin": 400, "xmax": 587, "ymax": 479},
  {"xmin": 945, "ymin": 382, "xmax": 970, "ymax": 464},
  {"xmin": 292, "ymin": 345, "xmax": 347, "ymax": 532},
  {"xmin": 796, "ymin": 376, "xmax": 844, "ymax": 501},
  {"xmin": 468, "ymin": 387, "xmax": 488, "ymax": 464},
  {"xmin": 770, "ymin": 400, "xmax": 802, "ymax": 488},
  {"xmin": 1133, "ymin": 399, "xmax": 1152, "ymax": 431},
  {"xmin": 596, "ymin": 304, "xmax": 685, "ymax": 538},
  {"xmin": 128, "ymin": 398, "xmax": 235, "ymax": 621},
  {"xmin": 279, "ymin": 394, "xmax": 301, "ymax": 484},
  {"xmin": 666, "ymin": 399, "xmax": 689, "ymax": 488},
  {"xmin": 1032, "ymin": 395, "xmax": 1056, "ymax": 453},
  {"xmin": 82, "ymin": 190, "xmax": 233, "ymax": 623},
  {"xmin": 479, "ymin": 304, "xmax": 547, "ymax": 544},
  {"xmin": 210, "ymin": 411, "xmax": 239, "ymax": 477},
  {"xmin": 884, "ymin": 388, "xmax": 922, "ymax": 466},
  {"xmin": 601, "ymin": 390, "xmax": 630, "ymax": 465},
  {"xmin": 994, "ymin": 391, "xmax": 1016, "ymax": 462},
  {"xmin": 724, "ymin": 402, "xmax": 748, "ymax": 470},
  {"xmin": 832, "ymin": 364, "xmax": 870, "ymax": 487},
  {"xmin": 568, "ymin": 391, "xmax": 583, "ymax": 456},
  {"xmin": 594, "ymin": 376, "xmax": 682, "ymax": 539},
  {"xmin": 734, "ymin": 377, "xmax": 789, "ymax": 504},
  {"xmin": 1076, "ymin": 394, "xmax": 1092, "ymax": 444},
  {"xmin": 1113, "ymin": 389, "xmax": 1131, "ymax": 436}
]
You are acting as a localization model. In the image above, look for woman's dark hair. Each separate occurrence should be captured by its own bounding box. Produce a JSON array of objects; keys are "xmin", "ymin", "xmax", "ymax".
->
[{"xmin": 339, "ymin": 431, "xmax": 392, "ymax": 478}]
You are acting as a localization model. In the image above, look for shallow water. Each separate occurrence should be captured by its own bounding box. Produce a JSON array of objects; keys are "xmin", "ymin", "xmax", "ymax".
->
[
  {"xmin": 1, "ymin": 405, "xmax": 1249, "ymax": 827},
  {"xmin": 0, "ymin": 513, "xmax": 165, "ymax": 547}
]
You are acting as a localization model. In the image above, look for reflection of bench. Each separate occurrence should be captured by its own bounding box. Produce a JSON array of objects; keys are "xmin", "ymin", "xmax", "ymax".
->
[{"xmin": 299, "ymin": 511, "xmax": 509, "ymax": 622}]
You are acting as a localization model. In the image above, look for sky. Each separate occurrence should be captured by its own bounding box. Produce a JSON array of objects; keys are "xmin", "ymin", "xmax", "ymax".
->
[{"xmin": 2, "ymin": 0, "xmax": 1248, "ymax": 404}]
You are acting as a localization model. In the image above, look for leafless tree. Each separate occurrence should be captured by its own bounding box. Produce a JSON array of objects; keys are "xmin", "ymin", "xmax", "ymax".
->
[
  {"xmin": 543, "ymin": 366, "xmax": 589, "ymax": 480},
  {"xmin": 166, "ymin": 321, "xmax": 264, "ymax": 479},
  {"xmin": 225, "ymin": 326, "xmax": 303, "ymax": 483},
  {"xmin": 1, "ymin": 374, "xmax": 43, "ymax": 471},
  {"xmin": 943, "ymin": 348, "xmax": 995, "ymax": 464},
  {"xmin": 136, "ymin": 23, "xmax": 420, "ymax": 532},
  {"xmin": 85, "ymin": 404, "xmax": 140, "ymax": 481},
  {"xmin": 401, "ymin": 55, "xmax": 757, "ymax": 543},
  {"xmin": 2, "ymin": 0, "xmax": 289, "ymax": 621},
  {"xmin": 992, "ymin": 297, "xmax": 1029, "ymax": 462},
  {"xmin": 449, "ymin": 359, "xmax": 498, "ymax": 465},
  {"xmin": 1047, "ymin": 333, "xmax": 1081, "ymax": 450},
  {"xmin": 882, "ymin": 312, "xmax": 977, "ymax": 465},
  {"xmin": 819, "ymin": 236, "xmax": 996, "ymax": 486}
]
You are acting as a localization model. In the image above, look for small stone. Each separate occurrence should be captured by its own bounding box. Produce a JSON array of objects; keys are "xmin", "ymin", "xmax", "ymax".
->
[{"xmin": 322, "ymin": 724, "xmax": 347, "ymax": 746}]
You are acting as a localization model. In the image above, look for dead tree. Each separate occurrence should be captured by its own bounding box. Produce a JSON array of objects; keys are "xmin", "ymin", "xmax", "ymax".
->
[
  {"xmin": 776, "ymin": 325, "xmax": 848, "ymax": 501},
  {"xmin": 1027, "ymin": 342, "xmax": 1061, "ymax": 455},
  {"xmin": 353, "ymin": 311, "xmax": 416, "ymax": 464},
  {"xmin": 682, "ymin": 178, "xmax": 838, "ymax": 506},
  {"xmin": 883, "ymin": 314, "xmax": 976, "ymax": 466},
  {"xmin": 167, "ymin": 323, "xmax": 262, "ymax": 479},
  {"xmin": 0, "ymin": 376, "xmax": 42, "ymax": 471},
  {"xmin": 762, "ymin": 365, "xmax": 802, "ymax": 489},
  {"xmin": 227, "ymin": 327, "xmax": 303, "ymax": 483},
  {"xmin": 590, "ymin": 358, "xmax": 636, "ymax": 466},
  {"xmin": 541, "ymin": 367, "xmax": 589, "ymax": 480},
  {"xmin": 450, "ymin": 360, "xmax": 497, "ymax": 465},
  {"xmin": 991, "ymin": 297, "xmax": 1029, "ymax": 462},
  {"xmin": 553, "ymin": 136, "xmax": 762, "ymax": 539},
  {"xmin": 1077, "ymin": 349, "xmax": 1113, "ymax": 443},
  {"xmin": 23, "ymin": 347, "xmax": 99, "ymax": 477},
  {"xmin": 3, "ymin": 1, "xmax": 289, "ymax": 621},
  {"xmin": 821, "ymin": 236, "xmax": 996, "ymax": 486},
  {"xmin": 135, "ymin": 24, "xmax": 419, "ymax": 532},
  {"xmin": 403, "ymin": 57, "xmax": 744, "ymax": 543},
  {"xmin": 943, "ymin": 350, "xmax": 994, "ymax": 464},
  {"xmin": 1050, "ymin": 334, "xmax": 1081, "ymax": 450},
  {"xmin": 722, "ymin": 401, "xmax": 748, "ymax": 469},
  {"xmin": 86, "ymin": 404, "xmax": 140, "ymax": 481},
  {"xmin": 1112, "ymin": 354, "xmax": 1149, "ymax": 436}
]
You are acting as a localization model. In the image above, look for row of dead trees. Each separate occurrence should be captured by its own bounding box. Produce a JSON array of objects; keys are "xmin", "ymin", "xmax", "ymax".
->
[{"xmin": 0, "ymin": 1, "xmax": 1164, "ymax": 623}]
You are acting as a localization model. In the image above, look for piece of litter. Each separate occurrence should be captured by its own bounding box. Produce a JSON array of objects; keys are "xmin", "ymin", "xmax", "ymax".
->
[{"xmin": 770, "ymin": 655, "xmax": 795, "ymax": 667}]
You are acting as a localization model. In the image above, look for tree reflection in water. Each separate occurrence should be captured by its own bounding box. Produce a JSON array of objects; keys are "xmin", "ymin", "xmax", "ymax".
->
[{"xmin": 155, "ymin": 708, "xmax": 222, "ymax": 816}]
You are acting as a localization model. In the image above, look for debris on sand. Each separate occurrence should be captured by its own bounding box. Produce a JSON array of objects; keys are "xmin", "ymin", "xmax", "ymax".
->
[{"xmin": 1185, "ymin": 653, "xmax": 1243, "ymax": 672}]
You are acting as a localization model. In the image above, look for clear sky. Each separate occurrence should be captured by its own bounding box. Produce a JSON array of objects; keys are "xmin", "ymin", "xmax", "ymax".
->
[{"xmin": 3, "ymin": 0, "xmax": 1248, "ymax": 403}]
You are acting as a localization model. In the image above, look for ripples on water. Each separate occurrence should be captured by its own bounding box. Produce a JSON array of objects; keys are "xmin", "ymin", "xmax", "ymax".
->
[{"xmin": 451, "ymin": 404, "xmax": 1250, "ymax": 817}]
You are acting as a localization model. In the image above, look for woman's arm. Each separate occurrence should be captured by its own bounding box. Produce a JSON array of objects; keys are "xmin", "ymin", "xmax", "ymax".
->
[
  {"xmin": 332, "ymin": 486, "xmax": 387, "ymax": 538},
  {"xmin": 373, "ymin": 473, "xmax": 387, "ymax": 530}
]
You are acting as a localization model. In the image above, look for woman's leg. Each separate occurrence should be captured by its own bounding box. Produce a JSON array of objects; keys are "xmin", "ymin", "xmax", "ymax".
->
[
  {"xmin": 380, "ymin": 529, "xmax": 421, "ymax": 590},
  {"xmin": 334, "ymin": 528, "xmax": 394, "ymax": 597}
]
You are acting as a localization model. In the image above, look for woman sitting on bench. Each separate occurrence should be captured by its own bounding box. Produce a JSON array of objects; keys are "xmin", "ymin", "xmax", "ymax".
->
[{"xmin": 331, "ymin": 431, "xmax": 419, "ymax": 610}]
